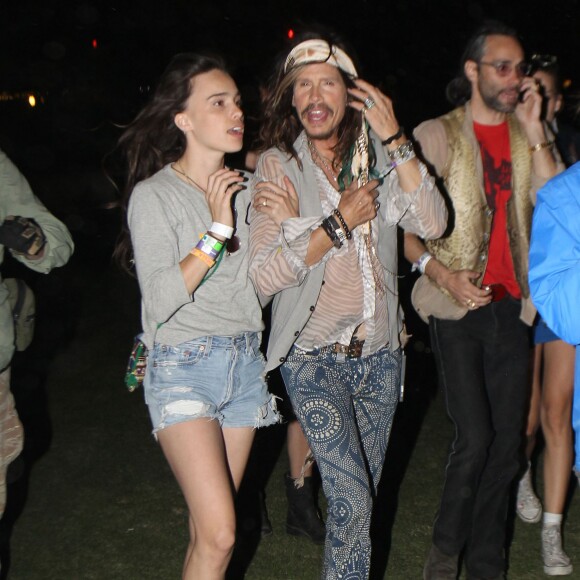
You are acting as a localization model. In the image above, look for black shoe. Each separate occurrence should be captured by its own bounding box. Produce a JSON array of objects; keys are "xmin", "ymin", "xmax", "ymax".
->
[
  {"xmin": 423, "ymin": 543, "xmax": 459, "ymax": 580},
  {"xmin": 285, "ymin": 473, "xmax": 326, "ymax": 545}
]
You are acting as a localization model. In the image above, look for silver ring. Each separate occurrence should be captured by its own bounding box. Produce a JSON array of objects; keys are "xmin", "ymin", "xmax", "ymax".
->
[
  {"xmin": 262, "ymin": 200, "xmax": 267, "ymax": 207},
  {"xmin": 374, "ymin": 201, "xmax": 380, "ymax": 210},
  {"xmin": 363, "ymin": 97, "xmax": 375, "ymax": 109}
]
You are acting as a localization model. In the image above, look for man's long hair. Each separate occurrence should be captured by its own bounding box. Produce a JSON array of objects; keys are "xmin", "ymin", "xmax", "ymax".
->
[
  {"xmin": 256, "ymin": 31, "xmax": 362, "ymax": 172},
  {"xmin": 446, "ymin": 20, "xmax": 520, "ymax": 107}
]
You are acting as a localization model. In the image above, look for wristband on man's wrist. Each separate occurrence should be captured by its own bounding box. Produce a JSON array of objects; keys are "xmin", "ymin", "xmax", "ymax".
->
[{"xmin": 412, "ymin": 251, "xmax": 433, "ymax": 274}]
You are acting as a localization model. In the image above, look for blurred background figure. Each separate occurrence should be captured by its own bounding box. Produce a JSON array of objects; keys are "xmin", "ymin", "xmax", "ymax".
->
[
  {"xmin": 0, "ymin": 148, "xmax": 73, "ymax": 569},
  {"xmin": 516, "ymin": 53, "xmax": 580, "ymax": 577}
]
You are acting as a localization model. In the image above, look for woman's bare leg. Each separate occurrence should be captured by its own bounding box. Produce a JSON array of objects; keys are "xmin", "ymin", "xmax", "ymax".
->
[{"xmin": 157, "ymin": 419, "xmax": 254, "ymax": 580}]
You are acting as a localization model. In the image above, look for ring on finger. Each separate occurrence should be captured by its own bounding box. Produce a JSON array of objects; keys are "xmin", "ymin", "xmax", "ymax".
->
[
  {"xmin": 374, "ymin": 201, "xmax": 380, "ymax": 210},
  {"xmin": 262, "ymin": 200, "xmax": 267, "ymax": 207},
  {"xmin": 363, "ymin": 97, "xmax": 376, "ymax": 109},
  {"xmin": 361, "ymin": 105, "xmax": 368, "ymax": 115},
  {"xmin": 466, "ymin": 299, "xmax": 476, "ymax": 309}
]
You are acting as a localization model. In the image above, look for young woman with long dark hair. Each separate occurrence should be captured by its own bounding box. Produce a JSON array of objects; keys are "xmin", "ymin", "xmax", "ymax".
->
[{"xmin": 115, "ymin": 52, "xmax": 279, "ymax": 579}]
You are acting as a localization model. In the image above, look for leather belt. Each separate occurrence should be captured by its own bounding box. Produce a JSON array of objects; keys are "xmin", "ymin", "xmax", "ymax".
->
[{"xmin": 319, "ymin": 339, "xmax": 365, "ymax": 358}]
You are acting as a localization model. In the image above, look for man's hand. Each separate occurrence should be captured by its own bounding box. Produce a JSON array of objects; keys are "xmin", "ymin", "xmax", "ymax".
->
[
  {"xmin": 436, "ymin": 268, "xmax": 492, "ymax": 310},
  {"xmin": 0, "ymin": 216, "xmax": 46, "ymax": 256},
  {"xmin": 253, "ymin": 176, "xmax": 300, "ymax": 226},
  {"xmin": 337, "ymin": 179, "xmax": 380, "ymax": 231}
]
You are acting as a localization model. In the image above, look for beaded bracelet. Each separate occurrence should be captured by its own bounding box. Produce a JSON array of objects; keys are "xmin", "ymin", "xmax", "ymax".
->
[
  {"xmin": 190, "ymin": 248, "xmax": 215, "ymax": 268},
  {"xmin": 333, "ymin": 208, "xmax": 352, "ymax": 239},
  {"xmin": 388, "ymin": 141, "xmax": 416, "ymax": 167}
]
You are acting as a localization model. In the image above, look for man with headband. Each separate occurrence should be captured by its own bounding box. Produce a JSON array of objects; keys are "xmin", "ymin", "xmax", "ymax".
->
[{"xmin": 249, "ymin": 32, "xmax": 447, "ymax": 579}]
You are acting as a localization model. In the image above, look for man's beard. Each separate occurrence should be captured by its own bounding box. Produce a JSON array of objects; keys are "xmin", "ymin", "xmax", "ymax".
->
[{"xmin": 479, "ymin": 81, "xmax": 518, "ymax": 114}]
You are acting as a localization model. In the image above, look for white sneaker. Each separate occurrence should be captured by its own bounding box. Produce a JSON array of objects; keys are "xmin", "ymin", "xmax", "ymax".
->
[
  {"xmin": 516, "ymin": 463, "xmax": 542, "ymax": 524},
  {"xmin": 542, "ymin": 525, "xmax": 573, "ymax": 575}
]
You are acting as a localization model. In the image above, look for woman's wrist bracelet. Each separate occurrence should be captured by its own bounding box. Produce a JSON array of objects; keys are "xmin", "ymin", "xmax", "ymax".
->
[
  {"xmin": 333, "ymin": 208, "xmax": 352, "ymax": 239},
  {"xmin": 209, "ymin": 222, "xmax": 234, "ymax": 239},
  {"xmin": 529, "ymin": 140, "xmax": 554, "ymax": 153},
  {"xmin": 192, "ymin": 233, "xmax": 224, "ymax": 261}
]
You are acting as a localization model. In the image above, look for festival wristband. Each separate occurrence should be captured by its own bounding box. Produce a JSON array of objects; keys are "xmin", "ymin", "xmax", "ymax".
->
[
  {"xmin": 412, "ymin": 251, "xmax": 433, "ymax": 274},
  {"xmin": 190, "ymin": 247, "xmax": 216, "ymax": 268},
  {"xmin": 209, "ymin": 222, "xmax": 234, "ymax": 239}
]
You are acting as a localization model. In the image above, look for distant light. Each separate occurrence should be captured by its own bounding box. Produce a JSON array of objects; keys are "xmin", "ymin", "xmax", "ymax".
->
[
  {"xmin": 28, "ymin": 95, "xmax": 36, "ymax": 107},
  {"xmin": 92, "ymin": 38, "xmax": 98, "ymax": 49},
  {"xmin": 287, "ymin": 29, "xmax": 294, "ymax": 39},
  {"xmin": 563, "ymin": 79, "xmax": 572, "ymax": 89}
]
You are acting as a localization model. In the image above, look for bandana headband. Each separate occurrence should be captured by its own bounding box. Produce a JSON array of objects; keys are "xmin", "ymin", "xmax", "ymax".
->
[{"xmin": 283, "ymin": 39, "xmax": 358, "ymax": 78}]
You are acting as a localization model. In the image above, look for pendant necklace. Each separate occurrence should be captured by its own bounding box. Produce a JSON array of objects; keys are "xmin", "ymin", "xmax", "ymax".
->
[{"xmin": 172, "ymin": 162, "xmax": 207, "ymax": 193}]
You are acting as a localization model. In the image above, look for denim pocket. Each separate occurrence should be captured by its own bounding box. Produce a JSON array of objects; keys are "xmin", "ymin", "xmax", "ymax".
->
[{"xmin": 151, "ymin": 342, "xmax": 206, "ymax": 368}]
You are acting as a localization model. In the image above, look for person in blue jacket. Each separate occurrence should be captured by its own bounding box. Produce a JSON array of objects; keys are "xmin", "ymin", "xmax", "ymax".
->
[{"xmin": 529, "ymin": 160, "xmax": 580, "ymax": 574}]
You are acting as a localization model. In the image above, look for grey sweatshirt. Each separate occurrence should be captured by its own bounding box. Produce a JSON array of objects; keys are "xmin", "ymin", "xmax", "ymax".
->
[{"xmin": 128, "ymin": 165, "xmax": 263, "ymax": 348}]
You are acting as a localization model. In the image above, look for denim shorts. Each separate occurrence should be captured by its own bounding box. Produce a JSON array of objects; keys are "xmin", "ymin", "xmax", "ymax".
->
[
  {"xmin": 533, "ymin": 316, "xmax": 561, "ymax": 344},
  {"xmin": 143, "ymin": 332, "xmax": 280, "ymax": 435}
]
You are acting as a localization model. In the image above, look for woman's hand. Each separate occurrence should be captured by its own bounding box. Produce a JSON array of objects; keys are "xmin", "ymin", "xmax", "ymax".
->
[
  {"xmin": 253, "ymin": 176, "xmax": 300, "ymax": 226},
  {"xmin": 205, "ymin": 168, "xmax": 245, "ymax": 230}
]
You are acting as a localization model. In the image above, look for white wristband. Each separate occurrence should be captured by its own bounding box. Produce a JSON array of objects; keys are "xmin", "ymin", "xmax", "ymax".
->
[
  {"xmin": 209, "ymin": 222, "xmax": 234, "ymax": 239},
  {"xmin": 412, "ymin": 251, "xmax": 433, "ymax": 274}
]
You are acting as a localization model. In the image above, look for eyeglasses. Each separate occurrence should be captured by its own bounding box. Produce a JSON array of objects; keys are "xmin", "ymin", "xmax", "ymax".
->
[{"xmin": 478, "ymin": 60, "xmax": 531, "ymax": 78}]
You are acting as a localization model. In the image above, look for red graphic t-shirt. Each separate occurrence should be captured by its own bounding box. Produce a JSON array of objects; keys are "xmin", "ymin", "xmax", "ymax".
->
[{"xmin": 474, "ymin": 121, "xmax": 521, "ymax": 299}]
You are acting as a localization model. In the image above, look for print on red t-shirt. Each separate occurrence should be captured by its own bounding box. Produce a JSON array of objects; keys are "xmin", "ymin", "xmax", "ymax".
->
[{"xmin": 474, "ymin": 121, "xmax": 521, "ymax": 299}]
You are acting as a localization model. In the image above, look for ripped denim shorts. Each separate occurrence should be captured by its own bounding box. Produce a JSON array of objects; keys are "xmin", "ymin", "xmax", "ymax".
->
[{"xmin": 143, "ymin": 332, "xmax": 280, "ymax": 435}]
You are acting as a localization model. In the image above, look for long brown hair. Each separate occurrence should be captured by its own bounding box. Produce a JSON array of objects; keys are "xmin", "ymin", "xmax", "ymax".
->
[
  {"xmin": 113, "ymin": 52, "xmax": 228, "ymax": 272},
  {"xmin": 256, "ymin": 32, "xmax": 362, "ymax": 175}
]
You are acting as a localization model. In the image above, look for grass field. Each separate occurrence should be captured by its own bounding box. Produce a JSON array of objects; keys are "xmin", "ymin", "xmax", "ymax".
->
[{"xmin": 2, "ymin": 239, "xmax": 579, "ymax": 580}]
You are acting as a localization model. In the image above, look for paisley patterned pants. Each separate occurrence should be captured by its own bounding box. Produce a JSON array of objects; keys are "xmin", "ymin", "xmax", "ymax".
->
[{"xmin": 280, "ymin": 345, "xmax": 401, "ymax": 580}]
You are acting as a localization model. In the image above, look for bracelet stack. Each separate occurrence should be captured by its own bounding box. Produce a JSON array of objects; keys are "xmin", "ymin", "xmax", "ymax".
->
[
  {"xmin": 388, "ymin": 141, "xmax": 416, "ymax": 167},
  {"xmin": 321, "ymin": 215, "xmax": 343, "ymax": 248},
  {"xmin": 190, "ymin": 232, "xmax": 225, "ymax": 267}
]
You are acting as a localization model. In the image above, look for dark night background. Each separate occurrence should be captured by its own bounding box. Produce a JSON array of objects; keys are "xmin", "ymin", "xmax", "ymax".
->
[{"xmin": 1, "ymin": 0, "xmax": 579, "ymax": 180}]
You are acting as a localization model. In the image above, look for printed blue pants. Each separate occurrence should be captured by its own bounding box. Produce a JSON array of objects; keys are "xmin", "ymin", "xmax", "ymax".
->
[{"xmin": 281, "ymin": 344, "xmax": 401, "ymax": 580}]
